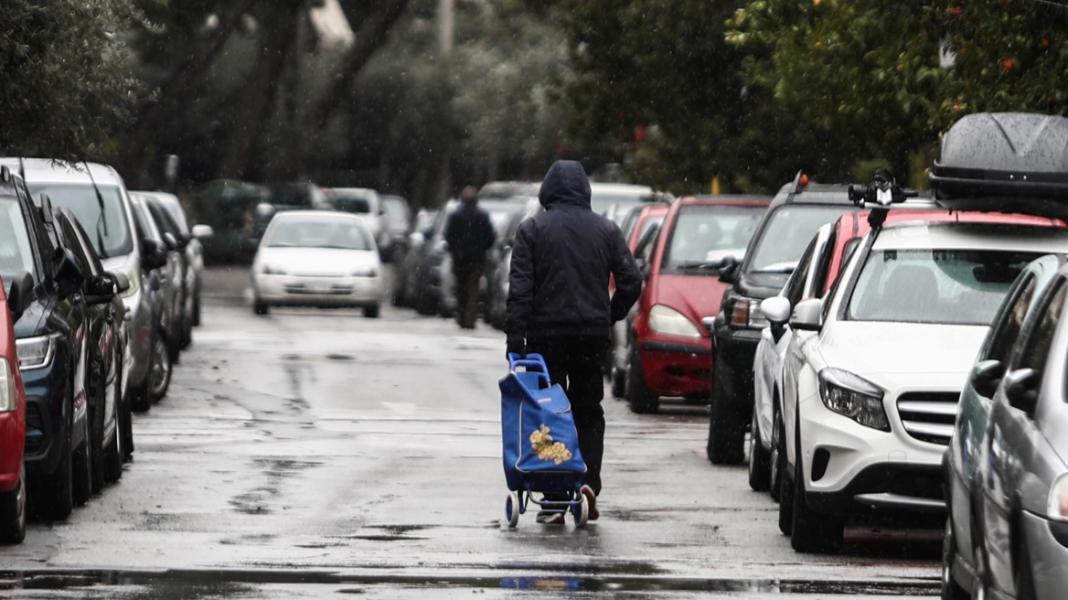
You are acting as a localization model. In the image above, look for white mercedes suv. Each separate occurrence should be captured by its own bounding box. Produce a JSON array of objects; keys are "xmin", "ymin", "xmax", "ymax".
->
[{"xmin": 777, "ymin": 209, "xmax": 1068, "ymax": 553}]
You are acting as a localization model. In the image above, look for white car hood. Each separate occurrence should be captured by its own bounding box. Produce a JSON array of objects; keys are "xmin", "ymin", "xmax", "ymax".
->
[
  {"xmin": 817, "ymin": 320, "xmax": 988, "ymax": 383},
  {"xmin": 257, "ymin": 247, "xmax": 379, "ymax": 276}
]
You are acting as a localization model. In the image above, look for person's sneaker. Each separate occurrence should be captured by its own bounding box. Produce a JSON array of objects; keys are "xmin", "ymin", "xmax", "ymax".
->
[
  {"xmin": 580, "ymin": 485, "xmax": 599, "ymax": 521},
  {"xmin": 535, "ymin": 510, "xmax": 566, "ymax": 525}
]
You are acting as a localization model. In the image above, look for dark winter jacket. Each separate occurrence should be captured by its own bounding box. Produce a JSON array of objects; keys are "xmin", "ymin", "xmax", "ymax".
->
[
  {"xmin": 505, "ymin": 161, "xmax": 642, "ymax": 345},
  {"xmin": 444, "ymin": 201, "xmax": 496, "ymax": 263}
]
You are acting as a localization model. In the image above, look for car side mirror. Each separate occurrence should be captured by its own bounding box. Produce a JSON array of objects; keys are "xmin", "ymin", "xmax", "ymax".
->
[
  {"xmin": 1003, "ymin": 368, "xmax": 1039, "ymax": 415},
  {"xmin": 191, "ymin": 224, "xmax": 214, "ymax": 239},
  {"xmin": 53, "ymin": 248, "xmax": 86, "ymax": 299},
  {"xmin": 718, "ymin": 261, "xmax": 739, "ymax": 284},
  {"xmin": 970, "ymin": 359, "xmax": 1005, "ymax": 399},
  {"xmin": 141, "ymin": 239, "xmax": 167, "ymax": 270},
  {"xmin": 85, "ymin": 273, "xmax": 117, "ymax": 304},
  {"xmin": 38, "ymin": 194, "xmax": 55, "ymax": 226},
  {"xmin": 789, "ymin": 297, "xmax": 823, "ymax": 331},
  {"xmin": 6, "ymin": 271, "xmax": 34, "ymax": 322},
  {"xmin": 162, "ymin": 232, "xmax": 180, "ymax": 251},
  {"xmin": 111, "ymin": 272, "xmax": 131, "ymax": 293},
  {"xmin": 761, "ymin": 296, "xmax": 792, "ymax": 341}
]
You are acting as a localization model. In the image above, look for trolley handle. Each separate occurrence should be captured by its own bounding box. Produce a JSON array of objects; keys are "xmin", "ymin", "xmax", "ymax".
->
[{"xmin": 508, "ymin": 353, "xmax": 552, "ymax": 386}]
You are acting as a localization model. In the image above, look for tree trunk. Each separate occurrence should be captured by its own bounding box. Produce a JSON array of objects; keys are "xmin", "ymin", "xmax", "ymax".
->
[{"xmin": 218, "ymin": 7, "xmax": 301, "ymax": 180}]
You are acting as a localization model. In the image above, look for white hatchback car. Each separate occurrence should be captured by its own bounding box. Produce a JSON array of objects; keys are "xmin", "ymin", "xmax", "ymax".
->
[
  {"xmin": 251, "ymin": 211, "xmax": 383, "ymax": 317},
  {"xmin": 777, "ymin": 210, "xmax": 1068, "ymax": 553}
]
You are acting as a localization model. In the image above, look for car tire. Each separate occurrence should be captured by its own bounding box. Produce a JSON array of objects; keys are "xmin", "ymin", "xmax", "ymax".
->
[
  {"xmin": 192, "ymin": 287, "xmax": 202, "ymax": 326},
  {"xmin": 0, "ymin": 464, "xmax": 26, "ymax": 543},
  {"xmin": 610, "ymin": 366, "xmax": 627, "ymax": 399},
  {"xmin": 148, "ymin": 331, "xmax": 173, "ymax": 401},
  {"xmin": 120, "ymin": 383, "xmax": 135, "ymax": 460},
  {"xmin": 1013, "ymin": 518, "xmax": 1037, "ymax": 600},
  {"xmin": 72, "ymin": 414, "xmax": 92, "ymax": 507},
  {"xmin": 790, "ymin": 433, "xmax": 842, "ymax": 553},
  {"xmin": 941, "ymin": 517, "xmax": 968, "ymax": 600},
  {"xmin": 707, "ymin": 354, "xmax": 745, "ymax": 465},
  {"xmin": 253, "ymin": 299, "xmax": 269, "ymax": 315},
  {"xmin": 778, "ymin": 458, "xmax": 794, "ymax": 535},
  {"xmin": 179, "ymin": 313, "xmax": 193, "ymax": 350},
  {"xmin": 88, "ymin": 400, "xmax": 106, "ymax": 494},
  {"xmin": 625, "ymin": 347, "xmax": 658, "ymax": 414},
  {"xmin": 770, "ymin": 408, "xmax": 785, "ymax": 502},
  {"xmin": 363, "ymin": 304, "xmax": 380, "ymax": 319},
  {"xmin": 38, "ymin": 406, "xmax": 74, "ymax": 521},
  {"xmin": 748, "ymin": 409, "xmax": 771, "ymax": 492}
]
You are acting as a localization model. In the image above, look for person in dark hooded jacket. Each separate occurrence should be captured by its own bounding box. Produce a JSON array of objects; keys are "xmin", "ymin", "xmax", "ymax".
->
[
  {"xmin": 505, "ymin": 160, "xmax": 642, "ymax": 523},
  {"xmin": 445, "ymin": 186, "xmax": 496, "ymax": 329}
]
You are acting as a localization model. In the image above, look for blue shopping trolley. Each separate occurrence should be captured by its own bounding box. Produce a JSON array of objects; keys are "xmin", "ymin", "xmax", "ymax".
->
[{"xmin": 500, "ymin": 353, "xmax": 588, "ymax": 528}]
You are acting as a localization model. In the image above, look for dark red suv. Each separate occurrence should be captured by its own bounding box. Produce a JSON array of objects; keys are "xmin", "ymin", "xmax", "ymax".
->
[
  {"xmin": 0, "ymin": 274, "xmax": 31, "ymax": 543},
  {"xmin": 626, "ymin": 196, "xmax": 769, "ymax": 413}
]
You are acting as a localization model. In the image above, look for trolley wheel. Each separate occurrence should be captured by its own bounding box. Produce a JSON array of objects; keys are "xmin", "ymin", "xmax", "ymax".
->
[
  {"xmin": 505, "ymin": 492, "xmax": 520, "ymax": 528},
  {"xmin": 573, "ymin": 493, "xmax": 589, "ymax": 528}
]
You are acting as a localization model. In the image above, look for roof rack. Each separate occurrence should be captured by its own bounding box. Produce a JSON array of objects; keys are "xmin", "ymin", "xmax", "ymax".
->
[{"xmin": 848, "ymin": 172, "xmax": 921, "ymax": 227}]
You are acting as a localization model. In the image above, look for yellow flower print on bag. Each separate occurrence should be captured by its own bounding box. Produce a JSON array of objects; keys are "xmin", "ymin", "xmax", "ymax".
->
[{"xmin": 529, "ymin": 424, "xmax": 573, "ymax": 464}]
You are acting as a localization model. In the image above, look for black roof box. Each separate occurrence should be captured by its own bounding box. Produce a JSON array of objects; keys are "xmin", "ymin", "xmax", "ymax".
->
[{"xmin": 930, "ymin": 112, "xmax": 1068, "ymax": 217}]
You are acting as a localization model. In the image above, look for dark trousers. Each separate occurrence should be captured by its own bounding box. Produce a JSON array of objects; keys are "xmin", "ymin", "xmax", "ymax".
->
[
  {"xmin": 527, "ymin": 336, "xmax": 609, "ymax": 496},
  {"xmin": 452, "ymin": 259, "xmax": 483, "ymax": 329}
]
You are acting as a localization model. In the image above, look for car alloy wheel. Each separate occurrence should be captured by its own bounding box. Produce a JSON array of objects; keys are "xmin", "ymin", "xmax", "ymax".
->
[{"xmin": 148, "ymin": 334, "xmax": 172, "ymax": 400}]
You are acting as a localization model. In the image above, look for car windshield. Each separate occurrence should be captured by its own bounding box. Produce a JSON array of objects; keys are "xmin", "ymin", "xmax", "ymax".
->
[
  {"xmin": 662, "ymin": 205, "xmax": 764, "ymax": 273},
  {"xmin": 748, "ymin": 205, "xmax": 851, "ymax": 273},
  {"xmin": 159, "ymin": 200, "xmax": 190, "ymax": 235},
  {"xmin": 266, "ymin": 218, "xmax": 371, "ymax": 251},
  {"xmin": 30, "ymin": 184, "xmax": 133, "ymax": 258},
  {"xmin": 0, "ymin": 198, "xmax": 35, "ymax": 282},
  {"xmin": 848, "ymin": 249, "xmax": 1040, "ymax": 325}
]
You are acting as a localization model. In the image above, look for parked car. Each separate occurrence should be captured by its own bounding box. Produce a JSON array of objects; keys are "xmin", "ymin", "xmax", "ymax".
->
[
  {"xmin": 777, "ymin": 205, "xmax": 1066, "ymax": 554},
  {"xmin": 251, "ymin": 211, "xmax": 383, "ymax": 317},
  {"xmin": 134, "ymin": 191, "xmax": 212, "ymax": 331},
  {"xmin": 589, "ymin": 183, "xmax": 668, "ymax": 226},
  {"xmin": 393, "ymin": 208, "xmax": 438, "ymax": 307},
  {"xmin": 608, "ymin": 203, "xmax": 670, "ymax": 396},
  {"xmin": 933, "ymin": 112, "xmax": 1068, "ymax": 600},
  {"xmin": 749, "ymin": 211, "xmax": 872, "ymax": 496},
  {"xmin": 138, "ymin": 194, "xmax": 190, "ymax": 360},
  {"xmin": 6, "ymin": 158, "xmax": 165, "ymax": 439},
  {"xmin": 410, "ymin": 202, "xmax": 458, "ymax": 316},
  {"xmin": 0, "ymin": 167, "xmax": 92, "ymax": 519},
  {"xmin": 325, "ymin": 187, "xmax": 383, "ymax": 247},
  {"xmin": 52, "ymin": 209, "xmax": 127, "ymax": 492},
  {"xmin": 706, "ymin": 175, "xmax": 858, "ymax": 465},
  {"xmin": 379, "ymin": 194, "xmax": 411, "ymax": 263},
  {"xmin": 0, "ymin": 271, "xmax": 31, "ymax": 542},
  {"xmin": 484, "ymin": 197, "xmax": 542, "ymax": 329},
  {"xmin": 127, "ymin": 193, "xmax": 177, "ymax": 405},
  {"xmin": 625, "ymin": 196, "xmax": 769, "ymax": 413}
]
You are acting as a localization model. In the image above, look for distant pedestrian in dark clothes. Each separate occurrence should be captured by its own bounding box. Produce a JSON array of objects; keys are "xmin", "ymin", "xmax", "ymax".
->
[
  {"xmin": 445, "ymin": 186, "xmax": 496, "ymax": 329},
  {"xmin": 505, "ymin": 160, "xmax": 642, "ymax": 523}
]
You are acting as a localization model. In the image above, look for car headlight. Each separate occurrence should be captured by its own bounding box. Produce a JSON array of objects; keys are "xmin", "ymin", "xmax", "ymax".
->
[
  {"xmin": 649, "ymin": 304, "xmax": 702, "ymax": 338},
  {"xmin": 262, "ymin": 264, "xmax": 287, "ymax": 275},
  {"xmin": 16, "ymin": 333, "xmax": 60, "ymax": 370},
  {"xmin": 351, "ymin": 266, "xmax": 378, "ymax": 277},
  {"xmin": 1048, "ymin": 474, "xmax": 1068, "ymax": 522},
  {"xmin": 818, "ymin": 368, "xmax": 890, "ymax": 431},
  {"xmin": 0, "ymin": 358, "xmax": 15, "ymax": 412},
  {"xmin": 728, "ymin": 295, "xmax": 768, "ymax": 330}
]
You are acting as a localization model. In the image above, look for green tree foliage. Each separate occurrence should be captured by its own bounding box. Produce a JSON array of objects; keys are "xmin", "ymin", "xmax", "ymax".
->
[{"xmin": 0, "ymin": 0, "xmax": 142, "ymax": 160}]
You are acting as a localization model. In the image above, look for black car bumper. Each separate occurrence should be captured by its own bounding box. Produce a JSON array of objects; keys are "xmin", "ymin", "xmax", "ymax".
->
[
  {"xmin": 802, "ymin": 463, "xmax": 946, "ymax": 525},
  {"xmin": 712, "ymin": 320, "xmax": 761, "ymax": 406}
]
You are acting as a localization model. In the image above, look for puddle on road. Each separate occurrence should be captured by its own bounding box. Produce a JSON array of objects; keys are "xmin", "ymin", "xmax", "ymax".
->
[{"xmin": 0, "ymin": 568, "xmax": 940, "ymax": 596}]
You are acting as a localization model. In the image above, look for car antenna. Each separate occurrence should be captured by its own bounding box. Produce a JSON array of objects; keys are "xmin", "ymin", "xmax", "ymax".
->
[{"xmin": 83, "ymin": 161, "xmax": 110, "ymax": 254}]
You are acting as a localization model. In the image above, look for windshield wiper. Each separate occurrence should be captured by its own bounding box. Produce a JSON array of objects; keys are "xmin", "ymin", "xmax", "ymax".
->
[
  {"xmin": 84, "ymin": 161, "xmax": 110, "ymax": 258},
  {"xmin": 753, "ymin": 262, "xmax": 797, "ymax": 274},
  {"xmin": 674, "ymin": 261, "xmax": 720, "ymax": 271}
]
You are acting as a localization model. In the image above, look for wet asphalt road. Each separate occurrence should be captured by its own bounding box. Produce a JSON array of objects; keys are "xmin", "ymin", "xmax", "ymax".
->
[{"xmin": 0, "ymin": 268, "xmax": 941, "ymax": 599}]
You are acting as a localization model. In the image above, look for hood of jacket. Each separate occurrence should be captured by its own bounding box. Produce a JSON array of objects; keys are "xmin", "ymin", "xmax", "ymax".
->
[{"xmin": 538, "ymin": 160, "xmax": 591, "ymax": 209}]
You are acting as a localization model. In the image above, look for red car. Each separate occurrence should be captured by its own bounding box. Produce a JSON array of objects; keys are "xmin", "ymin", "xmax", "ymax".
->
[
  {"xmin": 0, "ymin": 274, "xmax": 30, "ymax": 543},
  {"xmin": 626, "ymin": 195, "xmax": 770, "ymax": 413}
]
